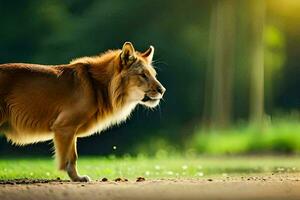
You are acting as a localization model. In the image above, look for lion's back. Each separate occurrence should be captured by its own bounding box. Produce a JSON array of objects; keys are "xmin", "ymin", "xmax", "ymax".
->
[{"xmin": 0, "ymin": 63, "xmax": 76, "ymax": 144}]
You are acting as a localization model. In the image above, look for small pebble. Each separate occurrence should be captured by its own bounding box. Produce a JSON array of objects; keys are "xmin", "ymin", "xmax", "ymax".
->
[
  {"xmin": 101, "ymin": 178, "xmax": 108, "ymax": 182},
  {"xmin": 114, "ymin": 178, "xmax": 122, "ymax": 182},
  {"xmin": 136, "ymin": 177, "xmax": 146, "ymax": 182}
]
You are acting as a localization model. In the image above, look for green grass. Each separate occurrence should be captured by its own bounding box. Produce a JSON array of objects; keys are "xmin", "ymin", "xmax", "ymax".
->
[
  {"xmin": 1, "ymin": 156, "xmax": 300, "ymax": 180},
  {"xmin": 190, "ymin": 119, "xmax": 300, "ymax": 155}
]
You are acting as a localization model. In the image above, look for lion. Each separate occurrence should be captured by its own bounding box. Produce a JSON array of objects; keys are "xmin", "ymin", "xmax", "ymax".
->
[{"xmin": 0, "ymin": 42, "xmax": 166, "ymax": 181}]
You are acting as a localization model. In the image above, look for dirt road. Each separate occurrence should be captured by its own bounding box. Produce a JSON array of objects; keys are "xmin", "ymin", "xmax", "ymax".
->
[{"xmin": 1, "ymin": 175, "xmax": 300, "ymax": 200}]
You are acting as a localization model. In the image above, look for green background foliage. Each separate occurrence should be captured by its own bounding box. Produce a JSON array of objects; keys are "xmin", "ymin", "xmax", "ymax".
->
[{"xmin": 0, "ymin": 0, "xmax": 299, "ymax": 156}]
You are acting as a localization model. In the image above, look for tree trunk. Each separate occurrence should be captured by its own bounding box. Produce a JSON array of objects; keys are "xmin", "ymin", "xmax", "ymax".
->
[
  {"xmin": 249, "ymin": 0, "xmax": 265, "ymax": 126},
  {"xmin": 203, "ymin": 0, "xmax": 236, "ymax": 128}
]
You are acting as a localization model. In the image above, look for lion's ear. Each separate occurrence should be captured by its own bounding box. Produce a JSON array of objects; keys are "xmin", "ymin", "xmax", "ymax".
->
[
  {"xmin": 120, "ymin": 42, "xmax": 136, "ymax": 66},
  {"xmin": 142, "ymin": 46, "xmax": 154, "ymax": 64}
]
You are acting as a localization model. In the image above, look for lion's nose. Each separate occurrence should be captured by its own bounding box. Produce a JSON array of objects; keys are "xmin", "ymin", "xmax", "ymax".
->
[{"xmin": 157, "ymin": 85, "xmax": 166, "ymax": 95}]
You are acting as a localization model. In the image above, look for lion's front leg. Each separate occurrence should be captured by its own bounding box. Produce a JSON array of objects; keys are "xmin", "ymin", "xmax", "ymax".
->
[{"xmin": 53, "ymin": 130, "xmax": 91, "ymax": 182}]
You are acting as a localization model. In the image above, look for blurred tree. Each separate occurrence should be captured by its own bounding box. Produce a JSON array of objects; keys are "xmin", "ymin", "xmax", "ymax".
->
[
  {"xmin": 203, "ymin": 0, "xmax": 236, "ymax": 128},
  {"xmin": 267, "ymin": 0, "xmax": 300, "ymax": 111},
  {"xmin": 248, "ymin": 0, "xmax": 265, "ymax": 126},
  {"xmin": 264, "ymin": 25, "xmax": 285, "ymax": 114}
]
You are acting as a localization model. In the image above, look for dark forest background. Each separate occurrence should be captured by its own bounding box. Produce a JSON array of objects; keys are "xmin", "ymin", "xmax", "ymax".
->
[{"xmin": 0, "ymin": 0, "xmax": 299, "ymax": 156}]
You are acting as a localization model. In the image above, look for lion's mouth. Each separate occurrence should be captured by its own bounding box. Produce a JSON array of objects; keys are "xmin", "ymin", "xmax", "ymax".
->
[{"xmin": 142, "ymin": 94, "xmax": 160, "ymax": 102}]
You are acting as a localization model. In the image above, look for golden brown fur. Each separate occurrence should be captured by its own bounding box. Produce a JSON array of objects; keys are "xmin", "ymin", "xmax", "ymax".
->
[{"xmin": 0, "ymin": 42, "xmax": 165, "ymax": 182}]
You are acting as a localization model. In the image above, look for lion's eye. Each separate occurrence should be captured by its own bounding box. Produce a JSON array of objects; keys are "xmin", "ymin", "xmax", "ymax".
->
[{"xmin": 140, "ymin": 73, "xmax": 148, "ymax": 80}]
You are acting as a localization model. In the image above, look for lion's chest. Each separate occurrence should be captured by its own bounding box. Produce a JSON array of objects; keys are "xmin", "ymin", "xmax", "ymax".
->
[{"xmin": 77, "ymin": 103, "xmax": 137, "ymax": 138}]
